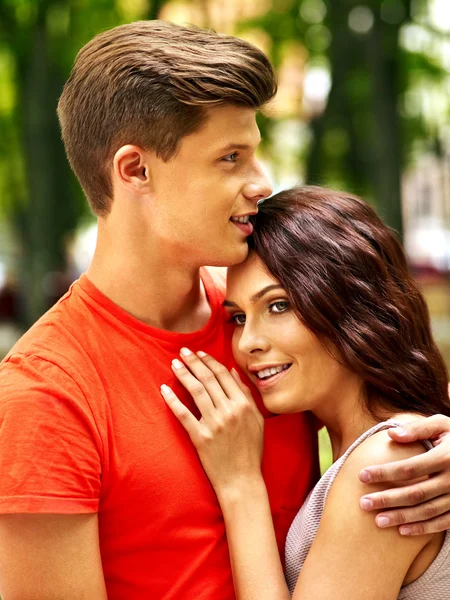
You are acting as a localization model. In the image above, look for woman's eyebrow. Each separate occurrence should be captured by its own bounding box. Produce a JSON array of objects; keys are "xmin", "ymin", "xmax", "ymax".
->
[
  {"xmin": 223, "ymin": 299, "xmax": 238, "ymax": 308},
  {"xmin": 223, "ymin": 285, "xmax": 284, "ymax": 308}
]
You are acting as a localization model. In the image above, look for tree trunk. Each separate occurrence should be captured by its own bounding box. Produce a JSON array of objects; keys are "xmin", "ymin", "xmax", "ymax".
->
[
  {"xmin": 305, "ymin": 0, "xmax": 404, "ymax": 238},
  {"xmin": 365, "ymin": 14, "xmax": 403, "ymax": 237},
  {"xmin": 19, "ymin": 3, "xmax": 78, "ymax": 324}
]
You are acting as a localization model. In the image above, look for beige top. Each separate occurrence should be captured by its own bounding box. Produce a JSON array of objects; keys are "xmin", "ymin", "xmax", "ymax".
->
[{"xmin": 285, "ymin": 420, "xmax": 450, "ymax": 598}]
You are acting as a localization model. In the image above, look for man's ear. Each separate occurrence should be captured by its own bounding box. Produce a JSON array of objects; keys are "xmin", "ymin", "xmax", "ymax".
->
[{"xmin": 113, "ymin": 145, "xmax": 152, "ymax": 194}]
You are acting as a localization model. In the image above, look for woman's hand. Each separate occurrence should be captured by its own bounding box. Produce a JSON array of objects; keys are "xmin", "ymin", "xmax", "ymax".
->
[{"xmin": 161, "ymin": 348, "xmax": 264, "ymax": 498}]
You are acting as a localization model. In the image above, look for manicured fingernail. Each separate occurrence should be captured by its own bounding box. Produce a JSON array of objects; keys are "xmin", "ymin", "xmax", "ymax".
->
[
  {"xmin": 360, "ymin": 470, "xmax": 371, "ymax": 483},
  {"xmin": 180, "ymin": 347, "xmax": 192, "ymax": 356},
  {"xmin": 197, "ymin": 351, "xmax": 207, "ymax": 358},
  {"xmin": 161, "ymin": 384, "xmax": 171, "ymax": 394},
  {"xmin": 360, "ymin": 498, "xmax": 373, "ymax": 510},
  {"xmin": 172, "ymin": 359, "xmax": 183, "ymax": 369},
  {"xmin": 399, "ymin": 526, "xmax": 412, "ymax": 535},
  {"xmin": 376, "ymin": 516, "xmax": 391, "ymax": 528}
]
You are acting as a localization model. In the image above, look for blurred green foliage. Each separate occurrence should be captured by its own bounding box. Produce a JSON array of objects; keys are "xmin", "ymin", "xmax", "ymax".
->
[
  {"xmin": 0, "ymin": 0, "xmax": 163, "ymax": 324},
  {"xmin": 242, "ymin": 0, "xmax": 449, "ymax": 236},
  {"xmin": 0, "ymin": 0, "xmax": 449, "ymax": 324}
]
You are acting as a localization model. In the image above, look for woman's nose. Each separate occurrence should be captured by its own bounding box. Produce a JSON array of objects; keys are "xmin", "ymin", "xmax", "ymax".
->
[{"xmin": 237, "ymin": 325, "xmax": 271, "ymax": 355}]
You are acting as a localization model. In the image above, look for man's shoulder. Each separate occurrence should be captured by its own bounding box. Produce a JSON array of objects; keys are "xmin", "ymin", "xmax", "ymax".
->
[
  {"xmin": 6, "ymin": 297, "xmax": 78, "ymax": 358},
  {"xmin": 0, "ymin": 303, "xmax": 105, "ymax": 427},
  {"xmin": 2, "ymin": 280, "xmax": 101, "ymax": 382}
]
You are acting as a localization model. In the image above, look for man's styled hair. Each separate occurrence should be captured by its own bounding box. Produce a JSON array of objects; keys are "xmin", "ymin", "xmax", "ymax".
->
[
  {"xmin": 250, "ymin": 186, "xmax": 450, "ymax": 420},
  {"xmin": 57, "ymin": 20, "xmax": 277, "ymax": 215}
]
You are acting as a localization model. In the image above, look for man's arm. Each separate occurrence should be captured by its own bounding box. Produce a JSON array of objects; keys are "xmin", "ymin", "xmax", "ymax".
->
[
  {"xmin": 0, "ymin": 513, "xmax": 107, "ymax": 600},
  {"xmin": 359, "ymin": 415, "xmax": 450, "ymax": 534}
]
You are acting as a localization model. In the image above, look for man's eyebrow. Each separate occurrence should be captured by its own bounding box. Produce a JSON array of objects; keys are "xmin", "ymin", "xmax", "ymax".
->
[
  {"xmin": 223, "ymin": 285, "xmax": 284, "ymax": 308},
  {"xmin": 219, "ymin": 139, "xmax": 261, "ymax": 153}
]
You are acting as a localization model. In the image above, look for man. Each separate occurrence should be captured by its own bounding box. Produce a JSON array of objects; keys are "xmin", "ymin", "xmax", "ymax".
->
[{"xmin": 0, "ymin": 20, "xmax": 449, "ymax": 600}]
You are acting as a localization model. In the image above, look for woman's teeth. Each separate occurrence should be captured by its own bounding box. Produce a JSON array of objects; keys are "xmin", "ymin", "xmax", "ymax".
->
[
  {"xmin": 231, "ymin": 216, "xmax": 250, "ymax": 224},
  {"xmin": 256, "ymin": 364, "xmax": 290, "ymax": 379}
]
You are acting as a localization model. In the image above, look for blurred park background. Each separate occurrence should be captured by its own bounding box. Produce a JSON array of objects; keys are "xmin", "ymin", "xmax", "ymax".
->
[{"xmin": 1, "ymin": 0, "xmax": 450, "ymax": 393}]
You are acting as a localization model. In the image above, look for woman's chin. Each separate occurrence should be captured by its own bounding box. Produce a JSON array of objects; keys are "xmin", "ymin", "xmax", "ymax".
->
[{"xmin": 260, "ymin": 391, "xmax": 302, "ymax": 416}]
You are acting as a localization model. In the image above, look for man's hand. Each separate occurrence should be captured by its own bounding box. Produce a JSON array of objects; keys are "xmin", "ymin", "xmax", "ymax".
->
[{"xmin": 359, "ymin": 415, "xmax": 450, "ymax": 535}]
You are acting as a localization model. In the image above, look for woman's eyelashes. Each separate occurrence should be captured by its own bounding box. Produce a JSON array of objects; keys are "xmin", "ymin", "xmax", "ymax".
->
[
  {"xmin": 268, "ymin": 300, "xmax": 290, "ymax": 314},
  {"xmin": 228, "ymin": 300, "xmax": 291, "ymax": 326},
  {"xmin": 230, "ymin": 312, "xmax": 246, "ymax": 326}
]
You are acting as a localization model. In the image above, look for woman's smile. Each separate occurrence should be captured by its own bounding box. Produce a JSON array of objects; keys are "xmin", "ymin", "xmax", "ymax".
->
[{"xmin": 248, "ymin": 363, "xmax": 292, "ymax": 390}]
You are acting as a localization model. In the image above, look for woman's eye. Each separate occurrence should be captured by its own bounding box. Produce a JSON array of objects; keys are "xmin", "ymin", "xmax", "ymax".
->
[
  {"xmin": 222, "ymin": 152, "xmax": 239, "ymax": 163},
  {"xmin": 231, "ymin": 313, "xmax": 246, "ymax": 326},
  {"xmin": 269, "ymin": 301, "xmax": 290, "ymax": 314}
]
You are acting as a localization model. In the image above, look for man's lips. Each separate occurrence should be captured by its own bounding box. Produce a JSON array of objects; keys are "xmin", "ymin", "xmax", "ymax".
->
[
  {"xmin": 231, "ymin": 220, "xmax": 253, "ymax": 236},
  {"xmin": 230, "ymin": 212, "xmax": 257, "ymax": 237}
]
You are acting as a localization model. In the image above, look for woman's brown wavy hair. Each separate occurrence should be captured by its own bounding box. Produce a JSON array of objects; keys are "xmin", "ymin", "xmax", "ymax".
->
[{"xmin": 249, "ymin": 186, "xmax": 450, "ymax": 419}]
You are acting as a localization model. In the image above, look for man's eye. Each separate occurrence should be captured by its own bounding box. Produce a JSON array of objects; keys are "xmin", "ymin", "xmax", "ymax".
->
[
  {"xmin": 222, "ymin": 152, "xmax": 239, "ymax": 163},
  {"xmin": 230, "ymin": 313, "xmax": 246, "ymax": 325},
  {"xmin": 269, "ymin": 301, "xmax": 290, "ymax": 314}
]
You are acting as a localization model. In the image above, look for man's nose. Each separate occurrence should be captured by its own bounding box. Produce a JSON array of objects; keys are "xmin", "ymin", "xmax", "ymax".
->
[{"xmin": 242, "ymin": 161, "xmax": 272, "ymax": 205}]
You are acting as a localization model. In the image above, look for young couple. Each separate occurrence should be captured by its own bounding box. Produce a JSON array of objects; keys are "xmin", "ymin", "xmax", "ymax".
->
[{"xmin": 0, "ymin": 20, "xmax": 450, "ymax": 600}]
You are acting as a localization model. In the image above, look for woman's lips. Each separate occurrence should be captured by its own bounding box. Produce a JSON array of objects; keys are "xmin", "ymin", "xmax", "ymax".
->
[{"xmin": 252, "ymin": 365, "xmax": 292, "ymax": 391}]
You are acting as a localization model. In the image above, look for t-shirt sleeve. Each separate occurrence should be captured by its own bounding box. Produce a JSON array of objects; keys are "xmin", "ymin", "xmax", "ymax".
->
[{"xmin": 0, "ymin": 353, "xmax": 103, "ymax": 514}]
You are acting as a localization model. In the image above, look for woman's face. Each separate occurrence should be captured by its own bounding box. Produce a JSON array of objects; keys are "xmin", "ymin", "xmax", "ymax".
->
[{"xmin": 226, "ymin": 252, "xmax": 361, "ymax": 415}]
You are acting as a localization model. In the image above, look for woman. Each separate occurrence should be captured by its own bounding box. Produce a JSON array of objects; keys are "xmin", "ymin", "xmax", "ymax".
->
[{"xmin": 161, "ymin": 186, "xmax": 450, "ymax": 599}]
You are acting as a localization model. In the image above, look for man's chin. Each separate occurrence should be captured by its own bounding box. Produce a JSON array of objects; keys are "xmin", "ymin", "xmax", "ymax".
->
[
  {"xmin": 228, "ymin": 241, "xmax": 250, "ymax": 266},
  {"xmin": 206, "ymin": 243, "xmax": 249, "ymax": 268}
]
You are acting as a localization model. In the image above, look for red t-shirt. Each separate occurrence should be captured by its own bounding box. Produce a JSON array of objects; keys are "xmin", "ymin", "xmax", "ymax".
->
[{"xmin": 0, "ymin": 269, "xmax": 319, "ymax": 599}]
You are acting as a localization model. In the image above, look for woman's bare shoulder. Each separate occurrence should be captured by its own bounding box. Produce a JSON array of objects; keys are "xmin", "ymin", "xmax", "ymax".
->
[{"xmin": 343, "ymin": 425, "xmax": 428, "ymax": 481}]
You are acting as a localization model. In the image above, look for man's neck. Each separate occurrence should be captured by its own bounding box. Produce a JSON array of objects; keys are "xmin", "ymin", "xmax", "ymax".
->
[{"xmin": 86, "ymin": 234, "xmax": 212, "ymax": 333}]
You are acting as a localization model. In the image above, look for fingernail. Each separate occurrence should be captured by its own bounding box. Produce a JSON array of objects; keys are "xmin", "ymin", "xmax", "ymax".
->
[
  {"xmin": 360, "ymin": 470, "xmax": 371, "ymax": 483},
  {"xmin": 394, "ymin": 426, "xmax": 406, "ymax": 436},
  {"xmin": 377, "ymin": 516, "xmax": 391, "ymax": 528},
  {"xmin": 180, "ymin": 347, "xmax": 192, "ymax": 356},
  {"xmin": 172, "ymin": 359, "xmax": 183, "ymax": 369},
  {"xmin": 360, "ymin": 498, "xmax": 373, "ymax": 510},
  {"xmin": 399, "ymin": 526, "xmax": 411, "ymax": 535},
  {"xmin": 161, "ymin": 384, "xmax": 171, "ymax": 394},
  {"xmin": 197, "ymin": 351, "xmax": 207, "ymax": 358}
]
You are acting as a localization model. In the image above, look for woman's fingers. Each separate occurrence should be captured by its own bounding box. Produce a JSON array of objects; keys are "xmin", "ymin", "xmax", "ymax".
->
[
  {"xmin": 194, "ymin": 351, "xmax": 251, "ymax": 400},
  {"xmin": 161, "ymin": 384, "xmax": 202, "ymax": 442},
  {"xmin": 230, "ymin": 368, "xmax": 262, "ymax": 415},
  {"xmin": 169, "ymin": 348, "xmax": 260, "ymax": 423},
  {"xmin": 171, "ymin": 357, "xmax": 220, "ymax": 418},
  {"xmin": 230, "ymin": 368, "xmax": 253, "ymax": 401},
  {"xmin": 179, "ymin": 348, "xmax": 233, "ymax": 408},
  {"xmin": 194, "ymin": 352, "xmax": 263, "ymax": 419},
  {"xmin": 163, "ymin": 351, "xmax": 265, "ymax": 491}
]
